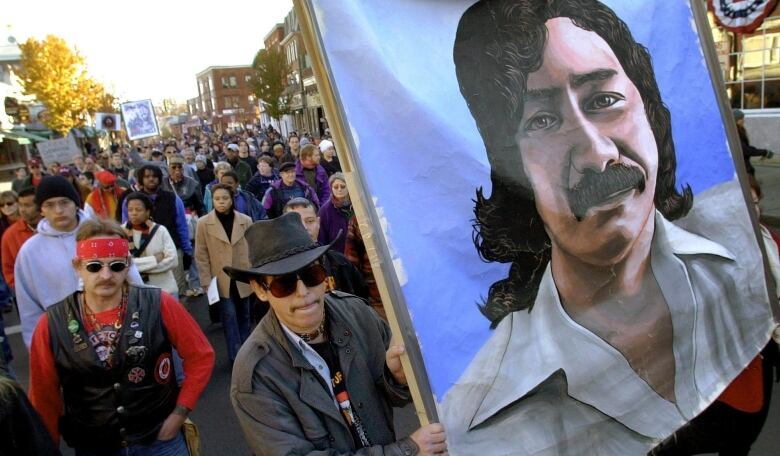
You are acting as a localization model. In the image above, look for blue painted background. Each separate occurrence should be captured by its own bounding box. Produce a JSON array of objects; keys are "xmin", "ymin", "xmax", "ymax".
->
[{"xmin": 311, "ymin": 0, "xmax": 736, "ymax": 401}]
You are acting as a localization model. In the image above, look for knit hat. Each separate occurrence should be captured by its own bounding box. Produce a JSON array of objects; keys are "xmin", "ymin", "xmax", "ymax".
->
[
  {"xmin": 95, "ymin": 170, "xmax": 117, "ymax": 186},
  {"xmin": 279, "ymin": 162, "xmax": 296, "ymax": 173},
  {"xmin": 35, "ymin": 175, "xmax": 81, "ymax": 207},
  {"xmin": 319, "ymin": 140, "xmax": 334, "ymax": 152}
]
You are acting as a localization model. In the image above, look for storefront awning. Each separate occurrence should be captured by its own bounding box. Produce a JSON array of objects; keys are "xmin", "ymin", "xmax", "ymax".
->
[{"xmin": 0, "ymin": 129, "xmax": 50, "ymax": 143}]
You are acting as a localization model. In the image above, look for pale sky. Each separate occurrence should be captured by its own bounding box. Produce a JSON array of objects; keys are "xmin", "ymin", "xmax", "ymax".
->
[{"xmin": 5, "ymin": 0, "xmax": 293, "ymax": 104}]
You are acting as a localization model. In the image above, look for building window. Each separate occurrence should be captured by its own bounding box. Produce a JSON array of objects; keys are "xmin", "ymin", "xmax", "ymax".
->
[
  {"xmin": 232, "ymin": 96, "xmax": 240, "ymax": 107},
  {"xmin": 248, "ymin": 94, "xmax": 255, "ymax": 104},
  {"xmin": 221, "ymin": 77, "xmax": 229, "ymax": 89},
  {"xmin": 245, "ymin": 74, "xmax": 252, "ymax": 84},
  {"xmin": 714, "ymin": 14, "xmax": 780, "ymax": 109},
  {"xmin": 229, "ymin": 76, "xmax": 237, "ymax": 88},
  {"xmin": 208, "ymin": 76, "xmax": 215, "ymax": 93}
]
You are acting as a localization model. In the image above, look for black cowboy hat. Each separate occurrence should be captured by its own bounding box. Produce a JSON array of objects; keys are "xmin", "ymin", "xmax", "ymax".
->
[{"xmin": 223, "ymin": 211, "xmax": 341, "ymax": 283}]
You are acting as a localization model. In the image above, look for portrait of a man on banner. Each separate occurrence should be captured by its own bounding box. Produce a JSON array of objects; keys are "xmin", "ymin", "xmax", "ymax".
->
[
  {"xmin": 298, "ymin": 0, "xmax": 778, "ymax": 454},
  {"xmin": 440, "ymin": 1, "xmax": 775, "ymax": 453}
]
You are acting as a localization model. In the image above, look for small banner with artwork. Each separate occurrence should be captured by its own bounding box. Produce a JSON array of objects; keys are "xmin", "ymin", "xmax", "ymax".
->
[{"xmin": 95, "ymin": 112, "xmax": 121, "ymax": 131}]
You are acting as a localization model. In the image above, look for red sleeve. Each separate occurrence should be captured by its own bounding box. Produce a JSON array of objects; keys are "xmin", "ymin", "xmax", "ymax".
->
[
  {"xmin": 1, "ymin": 229, "xmax": 15, "ymax": 289},
  {"xmin": 159, "ymin": 292, "xmax": 215, "ymax": 411},
  {"xmin": 28, "ymin": 314, "xmax": 62, "ymax": 444}
]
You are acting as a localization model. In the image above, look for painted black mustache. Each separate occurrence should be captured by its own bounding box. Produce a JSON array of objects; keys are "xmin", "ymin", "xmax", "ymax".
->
[{"xmin": 568, "ymin": 163, "xmax": 645, "ymax": 221}]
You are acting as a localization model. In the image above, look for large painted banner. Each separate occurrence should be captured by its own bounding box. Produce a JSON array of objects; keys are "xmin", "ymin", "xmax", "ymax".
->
[{"xmin": 300, "ymin": 0, "xmax": 777, "ymax": 453}]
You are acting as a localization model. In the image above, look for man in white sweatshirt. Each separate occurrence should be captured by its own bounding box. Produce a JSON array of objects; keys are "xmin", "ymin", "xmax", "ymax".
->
[{"xmin": 15, "ymin": 176, "xmax": 142, "ymax": 347}]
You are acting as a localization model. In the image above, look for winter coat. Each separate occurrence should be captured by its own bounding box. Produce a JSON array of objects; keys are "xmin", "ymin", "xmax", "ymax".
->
[
  {"xmin": 296, "ymin": 161, "xmax": 331, "ymax": 204},
  {"xmin": 318, "ymin": 199, "xmax": 351, "ymax": 254},
  {"xmin": 128, "ymin": 222, "xmax": 179, "ymax": 296},
  {"xmin": 194, "ymin": 210, "xmax": 253, "ymax": 299},
  {"xmin": 230, "ymin": 292, "xmax": 415, "ymax": 455}
]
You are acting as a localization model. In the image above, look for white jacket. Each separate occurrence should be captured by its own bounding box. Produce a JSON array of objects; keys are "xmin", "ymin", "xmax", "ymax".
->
[{"xmin": 129, "ymin": 222, "xmax": 179, "ymax": 296}]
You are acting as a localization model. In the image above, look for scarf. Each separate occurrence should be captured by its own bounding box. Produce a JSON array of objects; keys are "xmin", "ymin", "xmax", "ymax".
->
[
  {"xmin": 86, "ymin": 188, "xmax": 121, "ymax": 218},
  {"xmin": 332, "ymin": 197, "xmax": 354, "ymax": 220}
]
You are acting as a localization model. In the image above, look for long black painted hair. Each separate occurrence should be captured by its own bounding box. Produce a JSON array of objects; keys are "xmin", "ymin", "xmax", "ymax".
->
[{"xmin": 453, "ymin": 0, "xmax": 693, "ymax": 328}]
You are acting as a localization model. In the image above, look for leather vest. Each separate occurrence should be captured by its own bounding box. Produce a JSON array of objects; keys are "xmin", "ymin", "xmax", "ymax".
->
[{"xmin": 47, "ymin": 286, "xmax": 179, "ymax": 450}]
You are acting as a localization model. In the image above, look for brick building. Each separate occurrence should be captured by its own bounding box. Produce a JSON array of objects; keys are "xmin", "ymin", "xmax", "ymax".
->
[{"xmin": 195, "ymin": 65, "xmax": 258, "ymax": 134}]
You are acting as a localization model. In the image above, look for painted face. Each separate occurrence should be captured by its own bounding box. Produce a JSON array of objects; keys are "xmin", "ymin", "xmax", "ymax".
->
[
  {"xmin": 516, "ymin": 18, "xmax": 658, "ymax": 267},
  {"xmin": 212, "ymin": 188, "xmax": 233, "ymax": 214},
  {"xmin": 40, "ymin": 197, "xmax": 78, "ymax": 232},
  {"xmin": 331, "ymin": 179, "xmax": 348, "ymax": 200},
  {"xmin": 127, "ymin": 199, "xmax": 150, "ymax": 225},
  {"xmin": 289, "ymin": 205, "xmax": 320, "ymax": 241}
]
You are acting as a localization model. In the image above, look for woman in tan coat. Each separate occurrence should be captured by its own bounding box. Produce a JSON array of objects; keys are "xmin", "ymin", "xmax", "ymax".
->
[{"xmin": 195, "ymin": 183, "xmax": 253, "ymax": 363}]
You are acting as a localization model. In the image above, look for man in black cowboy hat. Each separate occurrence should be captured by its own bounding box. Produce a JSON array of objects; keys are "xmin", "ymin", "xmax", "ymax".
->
[{"xmin": 227, "ymin": 212, "xmax": 447, "ymax": 455}]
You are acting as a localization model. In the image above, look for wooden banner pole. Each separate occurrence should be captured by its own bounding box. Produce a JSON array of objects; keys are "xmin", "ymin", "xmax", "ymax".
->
[{"xmin": 293, "ymin": 0, "xmax": 439, "ymax": 425}]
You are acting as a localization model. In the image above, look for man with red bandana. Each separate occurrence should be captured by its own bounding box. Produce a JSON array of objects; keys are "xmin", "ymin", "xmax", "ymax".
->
[{"xmin": 28, "ymin": 218, "xmax": 214, "ymax": 454}]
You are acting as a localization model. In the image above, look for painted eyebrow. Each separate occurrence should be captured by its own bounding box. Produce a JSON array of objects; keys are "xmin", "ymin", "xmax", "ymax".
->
[
  {"xmin": 523, "ymin": 87, "xmax": 560, "ymax": 103},
  {"xmin": 570, "ymin": 68, "xmax": 617, "ymax": 88}
]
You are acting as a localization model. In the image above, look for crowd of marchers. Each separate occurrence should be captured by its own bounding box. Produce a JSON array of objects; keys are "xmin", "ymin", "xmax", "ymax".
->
[{"xmin": 0, "ymin": 126, "xmax": 448, "ymax": 455}]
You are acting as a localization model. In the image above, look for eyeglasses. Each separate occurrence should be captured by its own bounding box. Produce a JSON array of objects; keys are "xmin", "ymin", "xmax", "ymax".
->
[
  {"xmin": 170, "ymin": 164, "xmax": 183, "ymax": 169},
  {"xmin": 1, "ymin": 201, "xmax": 16, "ymax": 207},
  {"xmin": 84, "ymin": 260, "xmax": 128, "ymax": 274},
  {"xmin": 264, "ymin": 263, "xmax": 327, "ymax": 298}
]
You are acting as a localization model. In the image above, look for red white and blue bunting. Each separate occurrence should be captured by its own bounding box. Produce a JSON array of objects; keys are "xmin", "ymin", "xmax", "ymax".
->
[{"xmin": 709, "ymin": 0, "xmax": 778, "ymax": 33}]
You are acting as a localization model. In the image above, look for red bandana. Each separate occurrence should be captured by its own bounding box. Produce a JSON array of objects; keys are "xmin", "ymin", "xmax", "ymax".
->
[{"xmin": 76, "ymin": 238, "xmax": 129, "ymax": 260}]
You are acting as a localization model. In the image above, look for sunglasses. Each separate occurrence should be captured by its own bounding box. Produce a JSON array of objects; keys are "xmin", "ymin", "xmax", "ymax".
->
[
  {"xmin": 264, "ymin": 263, "xmax": 327, "ymax": 298},
  {"xmin": 84, "ymin": 260, "xmax": 128, "ymax": 274},
  {"xmin": 1, "ymin": 202, "xmax": 16, "ymax": 207}
]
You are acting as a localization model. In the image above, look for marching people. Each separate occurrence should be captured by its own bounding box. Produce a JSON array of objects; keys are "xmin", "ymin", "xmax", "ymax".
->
[
  {"xmin": 125, "ymin": 192, "xmax": 180, "ymax": 298},
  {"xmin": 120, "ymin": 165, "xmax": 195, "ymax": 300},
  {"xmin": 28, "ymin": 218, "xmax": 215, "ymax": 454},
  {"xmin": 219, "ymin": 170, "xmax": 267, "ymax": 222},
  {"xmin": 225, "ymin": 143, "xmax": 253, "ymax": 187},
  {"xmin": 76, "ymin": 171, "xmax": 95, "ymax": 205},
  {"xmin": 194, "ymin": 154, "xmax": 215, "ymax": 194},
  {"xmin": 319, "ymin": 139, "xmax": 342, "ymax": 176},
  {"xmin": 238, "ymin": 140, "xmax": 258, "ymax": 172},
  {"xmin": 284, "ymin": 197, "xmax": 367, "ymax": 300},
  {"xmin": 21, "ymin": 158, "xmax": 47, "ymax": 189},
  {"xmin": 203, "ymin": 162, "xmax": 233, "ymax": 212},
  {"xmin": 164, "ymin": 154, "xmax": 204, "ymax": 217},
  {"xmin": 195, "ymin": 183, "xmax": 254, "ymax": 365},
  {"xmin": 345, "ymin": 216, "xmax": 385, "ymax": 320},
  {"xmin": 11, "ymin": 166, "xmax": 27, "ymax": 194},
  {"xmin": 262, "ymin": 162, "xmax": 320, "ymax": 218},
  {"xmin": 245, "ymin": 156, "xmax": 279, "ymax": 201},
  {"xmin": 84, "ymin": 170, "xmax": 124, "ymax": 220},
  {"xmin": 318, "ymin": 172, "xmax": 352, "ymax": 254},
  {"xmin": 296, "ymin": 144, "xmax": 331, "ymax": 204},
  {"xmin": 1, "ymin": 186, "xmax": 41, "ymax": 290},
  {"xmin": 16, "ymin": 176, "xmax": 145, "ymax": 347},
  {"xmin": 228, "ymin": 212, "xmax": 447, "ymax": 455}
]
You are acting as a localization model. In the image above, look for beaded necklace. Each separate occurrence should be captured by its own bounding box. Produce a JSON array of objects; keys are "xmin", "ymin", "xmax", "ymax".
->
[{"xmin": 79, "ymin": 289, "xmax": 128, "ymax": 368}]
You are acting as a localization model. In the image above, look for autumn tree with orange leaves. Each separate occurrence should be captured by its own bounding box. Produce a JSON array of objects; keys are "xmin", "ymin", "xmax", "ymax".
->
[{"xmin": 17, "ymin": 35, "xmax": 110, "ymax": 135}]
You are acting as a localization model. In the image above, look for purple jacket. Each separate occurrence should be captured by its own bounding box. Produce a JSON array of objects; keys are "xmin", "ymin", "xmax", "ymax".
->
[
  {"xmin": 296, "ymin": 161, "xmax": 331, "ymax": 204},
  {"xmin": 318, "ymin": 199, "xmax": 350, "ymax": 254}
]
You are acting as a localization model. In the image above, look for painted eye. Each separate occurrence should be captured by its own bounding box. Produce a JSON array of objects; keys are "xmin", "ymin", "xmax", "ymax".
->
[
  {"xmin": 525, "ymin": 113, "xmax": 558, "ymax": 132},
  {"xmin": 586, "ymin": 93, "xmax": 625, "ymax": 111}
]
